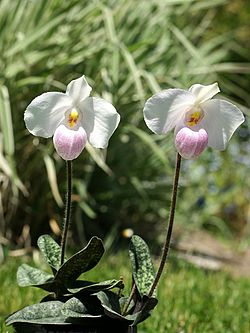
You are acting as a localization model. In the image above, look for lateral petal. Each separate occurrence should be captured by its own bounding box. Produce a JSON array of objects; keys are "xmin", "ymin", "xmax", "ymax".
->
[
  {"xmin": 143, "ymin": 89, "xmax": 195, "ymax": 135},
  {"xmin": 24, "ymin": 92, "xmax": 72, "ymax": 138},
  {"xmin": 79, "ymin": 97, "xmax": 120, "ymax": 149},
  {"xmin": 201, "ymin": 99, "xmax": 245, "ymax": 150}
]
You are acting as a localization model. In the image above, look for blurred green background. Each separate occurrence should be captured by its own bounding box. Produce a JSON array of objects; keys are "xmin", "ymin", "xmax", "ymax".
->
[
  {"xmin": 0, "ymin": 0, "xmax": 250, "ymax": 332},
  {"xmin": 0, "ymin": 0, "xmax": 249, "ymax": 248}
]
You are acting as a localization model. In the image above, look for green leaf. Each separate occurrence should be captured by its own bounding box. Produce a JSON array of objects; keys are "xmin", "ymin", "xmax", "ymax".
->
[
  {"xmin": 55, "ymin": 237, "xmax": 104, "ymax": 286},
  {"xmin": 0, "ymin": 86, "xmax": 14, "ymax": 156},
  {"xmin": 17, "ymin": 264, "xmax": 54, "ymax": 292},
  {"xmin": 86, "ymin": 143, "xmax": 112, "ymax": 177},
  {"xmin": 129, "ymin": 235, "xmax": 155, "ymax": 297},
  {"xmin": 37, "ymin": 234, "xmax": 62, "ymax": 274},
  {"xmin": 5, "ymin": 301, "xmax": 66, "ymax": 326},
  {"xmin": 68, "ymin": 279, "xmax": 124, "ymax": 294},
  {"xmin": 124, "ymin": 125, "xmax": 172, "ymax": 172},
  {"xmin": 6, "ymin": 14, "xmax": 67, "ymax": 57},
  {"xmin": 43, "ymin": 156, "xmax": 64, "ymax": 208}
]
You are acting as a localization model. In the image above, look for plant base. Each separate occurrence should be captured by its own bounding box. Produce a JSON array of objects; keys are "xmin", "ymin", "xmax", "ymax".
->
[{"xmin": 13, "ymin": 322, "xmax": 137, "ymax": 333}]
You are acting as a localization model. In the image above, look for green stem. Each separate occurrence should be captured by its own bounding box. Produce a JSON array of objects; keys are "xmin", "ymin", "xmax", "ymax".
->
[
  {"xmin": 60, "ymin": 160, "xmax": 72, "ymax": 266},
  {"xmin": 147, "ymin": 153, "xmax": 182, "ymax": 298}
]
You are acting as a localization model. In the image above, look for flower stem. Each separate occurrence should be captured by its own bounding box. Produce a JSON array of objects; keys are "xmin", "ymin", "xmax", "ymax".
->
[
  {"xmin": 60, "ymin": 160, "xmax": 72, "ymax": 266},
  {"xmin": 122, "ymin": 282, "xmax": 136, "ymax": 316},
  {"xmin": 148, "ymin": 153, "xmax": 182, "ymax": 298}
]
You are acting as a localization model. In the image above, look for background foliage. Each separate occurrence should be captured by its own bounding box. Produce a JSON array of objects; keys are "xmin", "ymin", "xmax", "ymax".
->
[{"xmin": 0, "ymin": 0, "xmax": 249, "ymax": 248}]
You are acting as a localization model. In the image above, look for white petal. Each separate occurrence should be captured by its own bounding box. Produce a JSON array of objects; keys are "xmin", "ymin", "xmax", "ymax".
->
[
  {"xmin": 24, "ymin": 92, "xmax": 72, "ymax": 138},
  {"xmin": 66, "ymin": 75, "xmax": 92, "ymax": 104},
  {"xmin": 200, "ymin": 99, "xmax": 245, "ymax": 150},
  {"xmin": 79, "ymin": 97, "xmax": 120, "ymax": 148},
  {"xmin": 189, "ymin": 83, "xmax": 220, "ymax": 104},
  {"xmin": 143, "ymin": 89, "xmax": 196, "ymax": 134}
]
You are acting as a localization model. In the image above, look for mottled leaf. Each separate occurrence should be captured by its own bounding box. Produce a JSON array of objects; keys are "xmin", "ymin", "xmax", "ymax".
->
[
  {"xmin": 61, "ymin": 297, "xmax": 88, "ymax": 317},
  {"xmin": 61, "ymin": 297, "xmax": 102, "ymax": 320},
  {"xmin": 96, "ymin": 291, "xmax": 136, "ymax": 323},
  {"xmin": 96, "ymin": 291, "xmax": 124, "ymax": 320},
  {"xmin": 119, "ymin": 297, "xmax": 135, "ymax": 315},
  {"xmin": 40, "ymin": 293, "xmax": 56, "ymax": 302},
  {"xmin": 96, "ymin": 291, "xmax": 120, "ymax": 313},
  {"xmin": 68, "ymin": 279, "xmax": 124, "ymax": 294},
  {"xmin": 17, "ymin": 264, "xmax": 55, "ymax": 292},
  {"xmin": 37, "ymin": 234, "xmax": 62, "ymax": 273},
  {"xmin": 141, "ymin": 296, "xmax": 158, "ymax": 313},
  {"xmin": 95, "ymin": 290, "xmax": 156, "ymax": 325},
  {"xmin": 132, "ymin": 296, "xmax": 158, "ymax": 325},
  {"xmin": 5, "ymin": 301, "xmax": 66, "ymax": 326},
  {"xmin": 55, "ymin": 237, "xmax": 104, "ymax": 286},
  {"xmin": 129, "ymin": 235, "xmax": 155, "ymax": 297}
]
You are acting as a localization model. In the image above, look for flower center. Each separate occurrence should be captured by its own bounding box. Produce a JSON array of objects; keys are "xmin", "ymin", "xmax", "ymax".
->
[
  {"xmin": 185, "ymin": 107, "xmax": 204, "ymax": 127},
  {"xmin": 68, "ymin": 109, "xmax": 79, "ymax": 128}
]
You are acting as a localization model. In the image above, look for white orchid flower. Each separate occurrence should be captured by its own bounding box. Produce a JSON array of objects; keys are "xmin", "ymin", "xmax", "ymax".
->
[
  {"xmin": 24, "ymin": 76, "xmax": 120, "ymax": 160},
  {"xmin": 143, "ymin": 83, "xmax": 244, "ymax": 159}
]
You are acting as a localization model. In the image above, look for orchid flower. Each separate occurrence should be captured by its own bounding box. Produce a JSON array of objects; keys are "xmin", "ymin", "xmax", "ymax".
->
[
  {"xmin": 24, "ymin": 76, "xmax": 120, "ymax": 160},
  {"xmin": 143, "ymin": 83, "xmax": 244, "ymax": 159}
]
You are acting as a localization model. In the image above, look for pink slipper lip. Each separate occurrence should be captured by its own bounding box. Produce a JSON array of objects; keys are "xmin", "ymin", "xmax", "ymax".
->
[
  {"xmin": 175, "ymin": 127, "xmax": 208, "ymax": 159},
  {"xmin": 53, "ymin": 124, "xmax": 87, "ymax": 160}
]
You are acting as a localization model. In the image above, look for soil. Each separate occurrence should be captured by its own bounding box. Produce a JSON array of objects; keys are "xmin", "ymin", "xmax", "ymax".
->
[{"xmin": 172, "ymin": 229, "xmax": 250, "ymax": 278}]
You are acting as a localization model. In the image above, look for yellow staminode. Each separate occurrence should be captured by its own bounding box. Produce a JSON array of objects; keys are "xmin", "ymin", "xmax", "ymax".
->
[
  {"xmin": 68, "ymin": 109, "xmax": 79, "ymax": 128},
  {"xmin": 186, "ymin": 111, "xmax": 202, "ymax": 127}
]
